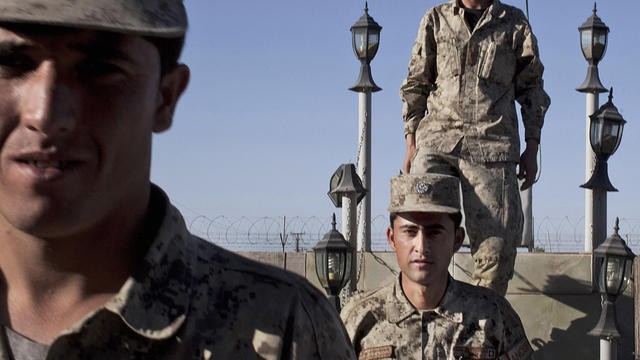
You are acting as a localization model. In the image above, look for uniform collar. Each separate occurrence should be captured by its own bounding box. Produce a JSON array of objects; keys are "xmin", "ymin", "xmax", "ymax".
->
[
  {"xmin": 435, "ymin": 277, "xmax": 464, "ymax": 323},
  {"xmin": 451, "ymin": 0, "xmax": 503, "ymax": 19},
  {"xmin": 385, "ymin": 275, "xmax": 418, "ymax": 323},
  {"xmin": 100, "ymin": 184, "xmax": 193, "ymax": 340},
  {"xmin": 386, "ymin": 274, "xmax": 463, "ymax": 324}
]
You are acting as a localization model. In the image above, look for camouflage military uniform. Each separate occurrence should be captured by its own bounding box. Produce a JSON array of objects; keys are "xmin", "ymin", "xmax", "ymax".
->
[
  {"xmin": 0, "ymin": 186, "xmax": 356, "ymax": 360},
  {"xmin": 340, "ymin": 275, "xmax": 533, "ymax": 359},
  {"xmin": 399, "ymin": 0, "xmax": 550, "ymax": 295}
]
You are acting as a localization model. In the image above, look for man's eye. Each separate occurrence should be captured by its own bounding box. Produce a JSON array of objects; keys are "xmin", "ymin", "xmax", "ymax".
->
[
  {"xmin": 0, "ymin": 54, "xmax": 36, "ymax": 73},
  {"xmin": 78, "ymin": 60, "xmax": 125, "ymax": 77}
]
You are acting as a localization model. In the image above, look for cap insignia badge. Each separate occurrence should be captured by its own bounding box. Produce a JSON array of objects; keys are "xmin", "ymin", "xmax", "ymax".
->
[{"xmin": 416, "ymin": 180, "xmax": 432, "ymax": 194}]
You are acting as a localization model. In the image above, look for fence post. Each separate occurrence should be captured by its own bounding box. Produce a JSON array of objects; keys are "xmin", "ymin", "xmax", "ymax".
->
[
  {"xmin": 279, "ymin": 216, "xmax": 287, "ymax": 269},
  {"xmin": 635, "ymin": 256, "xmax": 639, "ymax": 359}
]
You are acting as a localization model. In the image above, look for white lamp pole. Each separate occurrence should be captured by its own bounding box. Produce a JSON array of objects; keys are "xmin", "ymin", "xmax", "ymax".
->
[
  {"xmin": 356, "ymin": 93, "xmax": 372, "ymax": 252},
  {"xmin": 349, "ymin": 3, "xmax": 381, "ymax": 252},
  {"xmin": 576, "ymin": 3, "xmax": 609, "ymax": 252}
]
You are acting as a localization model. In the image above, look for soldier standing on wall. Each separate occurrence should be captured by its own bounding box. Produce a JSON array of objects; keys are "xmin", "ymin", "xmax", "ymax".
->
[{"xmin": 400, "ymin": 0, "xmax": 550, "ymax": 295}]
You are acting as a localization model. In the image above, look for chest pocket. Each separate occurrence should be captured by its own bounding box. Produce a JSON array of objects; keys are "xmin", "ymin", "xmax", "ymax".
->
[
  {"xmin": 436, "ymin": 36, "xmax": 461, "ymax": 79},
  {"xmin": 477, "ymin": 33, "xmax": 516, "ymax": 86},
  {"xmin": 358, "ymin": 345, "xmax": 394, "ymax": 360}
]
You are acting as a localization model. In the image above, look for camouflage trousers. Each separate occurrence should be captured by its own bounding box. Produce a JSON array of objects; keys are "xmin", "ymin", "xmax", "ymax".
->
[{"xmin": 411, "ymin": 148, "xmax": 523, "ymax": 296}]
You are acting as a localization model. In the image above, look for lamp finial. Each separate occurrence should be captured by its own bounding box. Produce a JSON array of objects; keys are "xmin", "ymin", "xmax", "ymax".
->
[
  {"xmin": 608, "ymin": 87, "xmax": 613, "ymax": 102},
  {"xmin": 331, "ymin": 213, "xmax": 337, "ymax": 229},
  {"xmin": 614, "ymin": 217, "xmax": 620, "ymax": 234},
  {"xmin": 365, "ymin": 2, "xmax": 369, "ymax": 13},
  {"xmin": 593, "ymin": 2, "xmax": 597, "ymax": 14}
]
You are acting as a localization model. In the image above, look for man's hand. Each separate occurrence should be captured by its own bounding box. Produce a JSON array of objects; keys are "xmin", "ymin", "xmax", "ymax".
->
[
  {"xmin": 518, "ymin": 139, "xmax": 539, "ymax": 190},
  {"xmin": 403, "ymin": 133, "xmax": 417, "ymax": 174}
]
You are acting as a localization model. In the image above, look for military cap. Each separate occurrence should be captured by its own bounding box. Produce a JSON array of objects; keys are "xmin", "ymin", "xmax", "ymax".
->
[
  {"xmin": 388, "ymin": 174, "xmax": 460, "ymax": 214},
  {"xmin": 0, "ymin": 0, "xmax": 187, "ymax": 37}
]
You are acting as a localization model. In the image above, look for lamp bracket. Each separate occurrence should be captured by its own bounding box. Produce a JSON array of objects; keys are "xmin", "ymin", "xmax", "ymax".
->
[
  {"xmin": 349, "ymin": 61, "xmax": 382, "ymax": 93},
  {"xmin": 576, "ymin": 64, "xmax": 607, "ymax": 93},
  {"xmin": 580, "ymin": 154, "xmax": 617, "ymax": 191}
]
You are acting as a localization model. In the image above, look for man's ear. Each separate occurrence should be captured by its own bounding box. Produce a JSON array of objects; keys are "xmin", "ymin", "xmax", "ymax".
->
[
  {"xmin": 453, "ymin": 227, "xmax": 465, "ymax": 253},
  {"xmin": 387, "ymin": 226, "xmax": 397, "ymax": 251},
  {"xmin": 153, "ymin": 64, "xmax": 190, "ymax": 133}
]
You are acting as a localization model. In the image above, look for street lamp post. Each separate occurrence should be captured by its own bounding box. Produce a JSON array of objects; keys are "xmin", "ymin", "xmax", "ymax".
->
[
  {"xmin": 313, "ymin": 214, "xmax": 355, "ymax": 311},
  {"xmin": 588, "ymin": 218, "xmax": 635, "ymax": 360},
  {"xmin": 580, "ymin": 88, "xmax": 626, "ymax": 291},
  {"xmin": 328, "ymin": 164, "xmax": 366, "ymax": 294},
  {"xmin": 577, "ymin": 2, "xmax": 610, "ymax": 253},
  {"xmin": 349, "ymin": 2, "xmax": 381, "ymax": 252}
]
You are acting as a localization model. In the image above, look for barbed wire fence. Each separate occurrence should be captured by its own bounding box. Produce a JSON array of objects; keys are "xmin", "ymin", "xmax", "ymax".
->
[{"xmin": 186, "ymin": 214, "xmax": 640, "ymax": 254}]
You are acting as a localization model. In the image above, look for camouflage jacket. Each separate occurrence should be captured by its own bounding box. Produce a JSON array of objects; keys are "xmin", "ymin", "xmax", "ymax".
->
[
  {"xmin": 0, "ymin": 186, "xmax": 355, "ymax": 360},
  {"xmin": 340, "ymin": 275, "xmax": 533, "ymax": 359},
  {"xmin": 400, "ymin": 0, "xmax": 550, "ymax": 162}
]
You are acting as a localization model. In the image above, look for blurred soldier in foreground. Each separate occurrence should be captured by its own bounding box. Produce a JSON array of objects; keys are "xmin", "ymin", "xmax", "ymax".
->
[
  {"xmin": 341, "ymin": 174, "xmax": 533, "ymax": 359},
  {"xmin": 400, "ymin": 0, "xmax": 550, "ymax": 295},
  {"xmin": 0, "ymin": 1, "xmax": 355, "ymax": 358}
]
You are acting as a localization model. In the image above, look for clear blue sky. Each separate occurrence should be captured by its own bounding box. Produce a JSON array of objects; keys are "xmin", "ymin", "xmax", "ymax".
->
[{"xmin": 150, "ymin": 0, "xmax": 640, "ymax": 234}]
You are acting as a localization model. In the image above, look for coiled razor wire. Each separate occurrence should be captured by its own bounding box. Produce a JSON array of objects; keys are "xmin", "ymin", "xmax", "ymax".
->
[{"xmin": 184, "ymin": 214, "xmax": 640, "ymax": 254}]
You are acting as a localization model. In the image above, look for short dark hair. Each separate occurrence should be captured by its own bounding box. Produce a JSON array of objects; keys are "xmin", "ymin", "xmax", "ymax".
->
[
  {"xmin": 145, "ymin": 36, "xmax": 185, "ymax": 75},
  {"xmin": 389, "ymin": 211, "xmax": 463, "ymax": 229}
]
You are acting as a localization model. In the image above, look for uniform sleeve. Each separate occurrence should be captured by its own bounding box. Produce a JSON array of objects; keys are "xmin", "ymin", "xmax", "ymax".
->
[
  {"xmin": 284, "ymin": 284, "xmax": 356, "ymax": 360},
  {"xmin": 499, "ymin": 299, "xmax": 534, "ymax": 360},
  {"xmin": 399, "ymin": 11, "xmax": 438, "ymax": 136},
  {"xmin": 340, "ymin": 293, "xmax": 387, "ymax": 357},
  {"xmin": 339, "ymin": 295, "xmax": 365, "ymax": 349},
  {"xmin": 512, "ymin": 16, "xmax": 550, "ymax": 143}
]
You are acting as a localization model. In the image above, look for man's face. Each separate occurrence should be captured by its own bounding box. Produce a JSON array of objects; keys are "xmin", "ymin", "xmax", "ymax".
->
[
  {"xmin": 387, "ymin": 212, "xmax": 464, "ymax": 288},
  {"xmin": 0, "ymin": 25, "xmax": 187, "ymax": 238}
]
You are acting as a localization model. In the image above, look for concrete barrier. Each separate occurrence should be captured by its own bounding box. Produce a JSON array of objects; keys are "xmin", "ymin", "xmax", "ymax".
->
[{"xmin": 239, "ymin": 251, "xmax": 635, "ymax": 359}]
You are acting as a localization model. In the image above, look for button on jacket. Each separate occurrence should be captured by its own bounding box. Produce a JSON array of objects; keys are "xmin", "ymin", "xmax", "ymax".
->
[
  {"xmin": 340, "ymin": 276, "xmax": 533, "ymax": 359},
  {"xmin": 400, "ymin": 0, "xmax": 550, "ymax": 163}
]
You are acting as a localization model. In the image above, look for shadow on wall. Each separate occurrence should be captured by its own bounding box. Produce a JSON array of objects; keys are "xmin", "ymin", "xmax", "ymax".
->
[{"xmin": 513, "ymin": 273, "xmax": 634, "ymax": 360}]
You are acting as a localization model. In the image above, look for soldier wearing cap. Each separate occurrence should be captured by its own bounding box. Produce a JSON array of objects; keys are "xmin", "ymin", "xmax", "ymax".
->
[
  {"xmin": 340, "ymin": 174, "xmax": 533, "ymax": 359},
  {"xmin": 0, "ymin": 1, "xmax": 355, "ymax": 359}
]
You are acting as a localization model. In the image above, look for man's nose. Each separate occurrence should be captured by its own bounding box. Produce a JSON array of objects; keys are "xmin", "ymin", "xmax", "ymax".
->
[
  {"xmin": 20, "ymin": 61, "xmax": 77, "ymax": 136},
  {"xmin": 414, "ymin": 230, "xmax": 430, "ymax": 254}
]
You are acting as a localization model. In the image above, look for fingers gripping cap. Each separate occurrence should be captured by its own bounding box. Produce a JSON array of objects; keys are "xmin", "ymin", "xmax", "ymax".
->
[
  {"xmin": 0, "ymin": 0, "xmax": 187, "ymax": 37},
  {"xmin": 388, "ymin": 174, "xmax": 461, "ymax": 214}
]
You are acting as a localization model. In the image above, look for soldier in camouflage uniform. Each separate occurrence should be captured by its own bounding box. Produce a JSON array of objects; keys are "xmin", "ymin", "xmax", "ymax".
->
[
  {"xmin": 400, "ymin": 0, "xmax": 551, "ymax": 296},
  {"xmin": 0, "ymin": 1, "xmax": 355, "ymax": 359},
  {"xmin": 340, "ymin": 174, "xmax": 533, "ymax": 359}
]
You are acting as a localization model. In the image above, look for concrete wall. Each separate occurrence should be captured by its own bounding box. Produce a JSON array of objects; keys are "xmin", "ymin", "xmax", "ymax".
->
[{"xmin": 239, "ymin": 251, "xmax": 635, "ymax": 360}]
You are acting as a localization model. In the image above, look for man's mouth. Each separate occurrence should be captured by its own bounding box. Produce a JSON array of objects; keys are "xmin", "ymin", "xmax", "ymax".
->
[
  {"xmin": 411, "ymin": 258, "xmax": 433, "ymax": 265},
  {"xmin": 12, "ymin": 157, "xmax": 83, "ymax": 182},
  {"xmin": 20, "ymin": 160, "xmax": 74, "ymax": 169}
]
